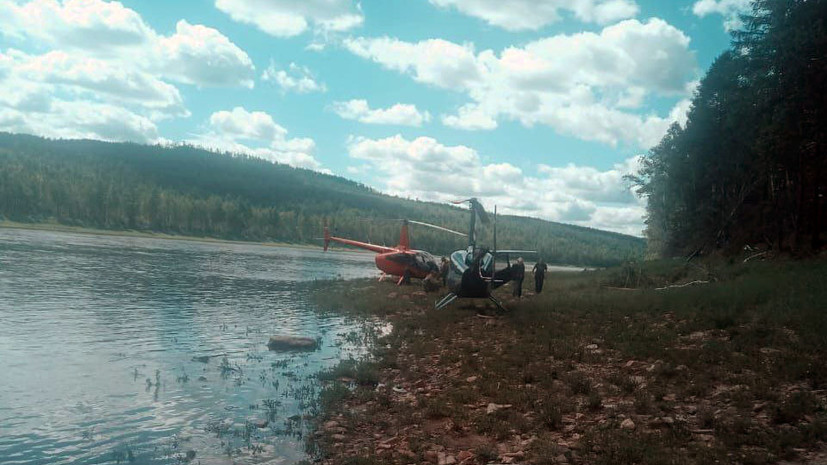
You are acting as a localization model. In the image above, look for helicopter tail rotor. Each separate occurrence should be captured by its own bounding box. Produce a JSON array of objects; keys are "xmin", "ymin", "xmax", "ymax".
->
[{"xmin": 323, "ymin": 224, "xmax": 331, "ymax": 252}]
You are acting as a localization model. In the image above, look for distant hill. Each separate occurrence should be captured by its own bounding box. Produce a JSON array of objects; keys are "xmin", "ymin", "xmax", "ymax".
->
[{"xmin": 0, "ymin": 132, "xmax": 644, "ymax": 266}]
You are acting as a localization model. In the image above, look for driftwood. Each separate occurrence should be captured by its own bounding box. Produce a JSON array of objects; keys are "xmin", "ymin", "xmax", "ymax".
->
[
  {"xmin": 654, "ymin": 280, "xmax": 710, "ymax": 291},
  {"xmin": 743, "ymin": 251, "xmax": 769, "ymax": 263}
]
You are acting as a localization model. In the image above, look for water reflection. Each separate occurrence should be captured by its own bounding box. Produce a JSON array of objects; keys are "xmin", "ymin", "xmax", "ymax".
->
[{"xmin": 0, "ymin": 229, "xmax": 378, "ymax": 464}]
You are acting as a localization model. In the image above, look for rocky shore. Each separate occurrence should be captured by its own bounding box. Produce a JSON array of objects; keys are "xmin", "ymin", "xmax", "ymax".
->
[{"xmin": 309, "ymin": 261, "xmax": 827, "ymax": 465}]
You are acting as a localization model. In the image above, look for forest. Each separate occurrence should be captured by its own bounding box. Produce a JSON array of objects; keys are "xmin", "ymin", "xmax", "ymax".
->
[
  {"xmin": 0, "ymin": 132, "xmax": 644, "ymax": 267},
  {"xmin": 631, "ymin": 0, "xmax": 826, "ymax": 258}
]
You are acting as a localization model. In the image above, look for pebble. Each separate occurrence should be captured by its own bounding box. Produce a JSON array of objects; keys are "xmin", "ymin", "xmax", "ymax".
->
[{"xmin": 620, "ymin": 418, "xmax": 636, "ymax": 430}]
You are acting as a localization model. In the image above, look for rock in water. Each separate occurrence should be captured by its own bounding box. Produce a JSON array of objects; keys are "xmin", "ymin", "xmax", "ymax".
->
[{"xmin": 266, "ymin": 335, "xmax": 318, "ymax": 351}]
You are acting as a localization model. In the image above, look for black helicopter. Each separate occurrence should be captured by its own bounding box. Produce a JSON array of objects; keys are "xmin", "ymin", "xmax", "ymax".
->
[{"xmin": 435, "ymin": 198, "xmax": 534, "ymax": 311}]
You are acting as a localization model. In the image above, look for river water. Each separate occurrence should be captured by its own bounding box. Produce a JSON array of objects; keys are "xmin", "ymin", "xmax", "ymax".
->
[{"xmin": 0, "ymin": 229, "xmax": 379, "ymax": 465}]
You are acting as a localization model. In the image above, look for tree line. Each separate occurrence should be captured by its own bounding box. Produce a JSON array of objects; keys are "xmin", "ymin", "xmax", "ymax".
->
[
  {"xmin": 0, "ymin": 133, "xmax": 644, "ymax": 267},
  {"xmin": 631, "ymin": 0, "xmax": 826, "ymax": 257}
]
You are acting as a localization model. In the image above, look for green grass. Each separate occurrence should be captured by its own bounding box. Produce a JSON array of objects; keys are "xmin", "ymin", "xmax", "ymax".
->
[{"xmin": 310, "ymin": 258, "xmax": 827, "ymax": 465}]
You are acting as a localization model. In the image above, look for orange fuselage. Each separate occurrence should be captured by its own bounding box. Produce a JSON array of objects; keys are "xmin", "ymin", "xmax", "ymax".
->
[{"xmin": 323, "ymin": 223, "xmax": 438, "ymax": 279}]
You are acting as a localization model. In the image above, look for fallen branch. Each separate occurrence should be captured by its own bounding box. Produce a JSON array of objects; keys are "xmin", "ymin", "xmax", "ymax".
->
[
  {"xmin": 603, "ymin": 286, "xmax": 640, "ymax": 291},
  {"xmin": 743, "ymin": 251, "xmax": 768, "ymax": 263},
  {"xmin": 654, "ymin": 280, "xmax": 710, "ymax": 291}
]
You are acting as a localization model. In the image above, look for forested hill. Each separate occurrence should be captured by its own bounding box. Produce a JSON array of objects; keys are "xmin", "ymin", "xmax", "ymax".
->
[
  {"xmin": 632, "ymin": 0, "xmax": 826, "ymax": 258},
  {"xmin": 0, "ymin": 132, "xmax": 644, "ymax": 266}
]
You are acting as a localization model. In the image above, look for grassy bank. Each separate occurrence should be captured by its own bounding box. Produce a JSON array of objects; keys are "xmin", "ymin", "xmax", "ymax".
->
[{"xmin": 309, "ymin": 258, "xmax": 827, "ymax": 465}]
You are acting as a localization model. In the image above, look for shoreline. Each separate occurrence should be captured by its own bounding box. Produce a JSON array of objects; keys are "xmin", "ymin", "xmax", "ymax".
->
[
  {"xmin": 0, "ymin": 220, "xmax": 359, "ymax": 253},
  {"xmin": 0, "ymin": 221, "xmax": 595, "ymax": 270},
  {"xmin": 310, "ymin": 260, "xmax": 827, "ymax": 465}
]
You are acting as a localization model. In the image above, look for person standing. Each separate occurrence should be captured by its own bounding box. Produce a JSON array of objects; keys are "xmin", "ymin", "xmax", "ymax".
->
[
  {"xmin": 439, "ymin": 256, "xmax": 450, "ymax": 286},
  {"xmin": 512, "ymin": 257, "xmax": 525, "ymax": 298},
  {"xmin": 532, "ymin": 259, "xmax": 548, "ymax": 293}
]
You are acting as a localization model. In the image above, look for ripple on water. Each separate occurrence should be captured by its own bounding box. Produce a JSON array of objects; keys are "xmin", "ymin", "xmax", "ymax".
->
[{"xmin": 0, "ymin": 228, "xmax": 378, "ymax": 464}]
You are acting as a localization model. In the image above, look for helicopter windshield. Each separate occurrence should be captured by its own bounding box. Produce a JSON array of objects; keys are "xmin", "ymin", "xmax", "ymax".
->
[{"xmin": 450, "ymin": 250, "xmax": 468, "ymax": 272}]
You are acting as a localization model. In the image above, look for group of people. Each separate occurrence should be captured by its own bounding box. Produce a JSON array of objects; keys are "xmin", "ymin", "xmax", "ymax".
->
[
  {"xmin": 509, "ymin": 257, "xmax": 548, "ymax": 298},
  {"xmin": 421, "ymin": 255, "xmax": 549, "ymax": 298}
]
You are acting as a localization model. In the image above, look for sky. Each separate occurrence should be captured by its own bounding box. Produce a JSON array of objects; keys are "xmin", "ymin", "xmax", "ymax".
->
[{"xmin": 0, "ymin": 0, "xmax": 753, "ymax": 236}]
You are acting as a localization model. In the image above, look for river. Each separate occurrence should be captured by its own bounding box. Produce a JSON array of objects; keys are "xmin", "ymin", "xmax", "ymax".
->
[{"xmin": 0, "ymin": 228, "xmax": 378, "ymax": 465}]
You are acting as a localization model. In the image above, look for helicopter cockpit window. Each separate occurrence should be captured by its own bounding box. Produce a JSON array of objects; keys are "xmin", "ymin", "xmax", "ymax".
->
[
  {"xmin": 481, "ymin": 253, "xmax": 493, "ymax": 272},
  {"xmin": 451, "ymin": 250, "xmax": 468, "ymax": 272}
]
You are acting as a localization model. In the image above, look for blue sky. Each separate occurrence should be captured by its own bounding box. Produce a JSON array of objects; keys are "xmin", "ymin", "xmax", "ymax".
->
[{"xmin": 0, "ymin": 0, "xmax": 751, "ymax": 235}]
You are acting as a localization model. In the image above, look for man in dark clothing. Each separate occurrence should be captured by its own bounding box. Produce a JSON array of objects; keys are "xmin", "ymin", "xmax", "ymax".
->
[
  {"xmin": 512, "ymin": 257, "xmax": 525, "ymax": 298},
  {"xmin": 532, "ymin": 259, "xmax": 548, "ymax": 293},
  {"xmin": 423, "ymin": 270, "xmax": 442, "ymax": 292}
]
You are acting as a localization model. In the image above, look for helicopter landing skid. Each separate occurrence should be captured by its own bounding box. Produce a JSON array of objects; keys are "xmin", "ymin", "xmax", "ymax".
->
[
  {"xmin": 488, "ymin": 295, "xmax": 508, "ymax": 313},
  {"xmin": 434, "ymin": 293, "xmax": 509, "ymax": 313},
  {"xmin": 434, "ymin": 293, "xmax": 458, "ymax": 310}
]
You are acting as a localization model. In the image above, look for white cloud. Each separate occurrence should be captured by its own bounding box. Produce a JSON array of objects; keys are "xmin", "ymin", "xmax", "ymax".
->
[
  {"xmin": 692, "ymin": 0, "xmax": 753, "ymax": 32},
  {"xmin": 214, "ymin": 0, "xmax": 363, "ymax": 37},
  {"xmin": 190, "ymin": 107, "xmax": 324, "ymax": 171},
  {"xmin": 262, "ymin": 62, "xmax": 326, "ymax": 93},
  {"xmin": 344, "ymin": 37, "xmax": 483, "ymax": 90},
  {"xmin": 0, "ymin": 1, "xmax": 256, "ymax": 144},
  {"xmin": 0, "ymin": 0, "xmax": 154, "ymax": 49},
  {"xmin": 0, "ymin": 99, "xmax": 159, "ymax": 142},
  {"xmin": 0, "ymin": 49, "xmax": 164, "ymax": 141},
  {"xmin": 347, "ymin": 134, "xmax": 646, "ymax": 235},
  {"xmin": 441, "ymin": 104, "xmax": 498, "ymax": 130},
  {"xmin": 331, "ymin": 99, "xmax": 431, "ymax": 126},
  {"xmin": 0, "ymin": 1, "xmax": 256, "ymax": 88},
  {"xmin": 9, "ymin": 50, "xmax": 188, "ymax": 117},
  {"xmin": 156, "ymin": 20, "xmax": 255, "ymax": 88},
  {"xmin": 429, "ymin": 0, "xmax": 639, "ymax": 30},
  {"xmin": 344, "ymin": 19, "xmax": 697, "ymax": 148}
]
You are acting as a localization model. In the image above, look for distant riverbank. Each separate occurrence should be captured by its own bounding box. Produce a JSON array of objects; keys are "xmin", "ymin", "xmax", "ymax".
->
[{"xmin": 0, "ymin": 220, "xmax": 332, "ymax": 251}]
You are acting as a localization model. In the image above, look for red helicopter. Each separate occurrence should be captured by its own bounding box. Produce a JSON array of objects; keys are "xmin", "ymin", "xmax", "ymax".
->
[{"xmin": 323, "ymin": 219, "xmax": 464, "ymax": 285}]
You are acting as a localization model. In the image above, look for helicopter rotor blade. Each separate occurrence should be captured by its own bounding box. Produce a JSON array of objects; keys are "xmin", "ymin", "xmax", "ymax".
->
[{"xmin": 406, "ymin": 220, "xmax": 467, "ymax": 237}]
